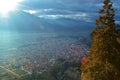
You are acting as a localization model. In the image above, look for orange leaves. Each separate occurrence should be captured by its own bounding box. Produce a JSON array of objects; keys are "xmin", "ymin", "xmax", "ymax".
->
[{"xmin": 81, "ymin": 57, "xmax": 88, "ymax": 65}]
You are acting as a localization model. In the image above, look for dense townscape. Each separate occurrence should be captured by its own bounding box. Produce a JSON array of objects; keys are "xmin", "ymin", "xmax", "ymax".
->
[{"xmin": 0, "ymin": 32, "xmax": 89, "ymax": 80}]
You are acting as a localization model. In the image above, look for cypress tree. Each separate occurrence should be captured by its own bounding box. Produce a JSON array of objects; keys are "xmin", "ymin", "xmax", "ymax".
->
[{"xmin": 81, "ymin": 0, "xmax": 120, "ymax": 80}]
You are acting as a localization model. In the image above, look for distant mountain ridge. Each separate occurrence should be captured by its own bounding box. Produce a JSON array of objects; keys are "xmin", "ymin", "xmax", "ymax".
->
[{"xmin": 0, "ymin": 11, "xmax": 94, "ymax": 33}]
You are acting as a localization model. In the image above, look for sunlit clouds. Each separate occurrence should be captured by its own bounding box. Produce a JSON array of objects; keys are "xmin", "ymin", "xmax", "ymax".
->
[
  {"xmin": 38, "ymin": 13, "xmax": 88, "ymax": 19},
  {"xmin": 23, "ymin": 9, "xmax": 93, "ymax": 22},
  {"xmin": 24, "ymin": 10, "xmax": 38, "ymax": 14},
  {"xmin": 21, "ymin": 0, "xmax": 119, "ymax": 23}
]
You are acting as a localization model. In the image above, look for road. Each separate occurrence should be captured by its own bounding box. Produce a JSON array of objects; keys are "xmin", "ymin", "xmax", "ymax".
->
[{"xmin": 0, "ymin": 65, "xmax": 20, "ymax": 78}]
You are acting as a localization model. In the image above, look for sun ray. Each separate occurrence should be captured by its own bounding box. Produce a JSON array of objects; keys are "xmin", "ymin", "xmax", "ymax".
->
[{"xmin": 0, "ymin": 0, "xmax": 23, "ymax": 15}]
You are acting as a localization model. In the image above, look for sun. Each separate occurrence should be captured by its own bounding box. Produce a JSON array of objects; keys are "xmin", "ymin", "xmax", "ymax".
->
[{"xmin": 0, "ymin": 0, "xmax": 23, "ymax": 15}]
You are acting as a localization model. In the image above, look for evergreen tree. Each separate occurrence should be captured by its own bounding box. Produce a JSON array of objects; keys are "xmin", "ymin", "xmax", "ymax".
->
[
  {"xmin": 81, "ymin": 0, "xmax": 120, "ymax": 80},
  {"xmin": 96, "ymin": 0, "xmax": 115, "ymax": 29}
]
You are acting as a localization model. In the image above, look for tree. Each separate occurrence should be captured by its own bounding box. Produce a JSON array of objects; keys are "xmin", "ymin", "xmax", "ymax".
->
[
  {"xmin": 81, "ymin": 0, "xmax": 120, "ymax": 80},
  {"xmin": 96, "ymin": 0, "xmax": 115, "ymax": 29}
]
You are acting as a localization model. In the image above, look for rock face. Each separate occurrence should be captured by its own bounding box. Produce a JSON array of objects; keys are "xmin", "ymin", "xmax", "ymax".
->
[{"xmin": 81, "ymin": 28, "xmax": 120, "ymax": 80}]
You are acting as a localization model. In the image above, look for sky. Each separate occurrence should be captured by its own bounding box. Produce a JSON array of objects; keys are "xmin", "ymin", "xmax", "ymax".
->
[{"xmin": 18, "ymin": 0, "xmax": 120, "ymax": 24}]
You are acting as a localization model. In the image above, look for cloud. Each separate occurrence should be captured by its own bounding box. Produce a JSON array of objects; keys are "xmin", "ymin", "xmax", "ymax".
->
[
  {"xmin": 23, "ymin": 9, "xmax": 74, "ymax": 15},
  {"xmin": 23, "ymin": 9, "xmax": 54, "ymax": 14},
  {"xmin": 42, "ymin": 8, "xmax": 53, "ymax": 12},
  {"xmin": 38, "ymin": 13, "xmax": 88, "ymax": 19},
  {"xmin": 24, "ymin": 10, "xmax": 38, "ymax": 14},
  {"xmin": 115, "ymin": 21, "xmax": 120, "ymax": 24},
  {"xmin": 22, "ymin": 0, "xmax": 119, "ymax": 23},
  {"xmin": 38, "ymin": 13, "xmax": 93, "ymax": 22},
  {"xmin": 21, "ymin": 0, "xmax": 119, "ymax": 21},
  {"xmin": 23, "ymin": 8, "xmax": 94, "ymax": 22}
]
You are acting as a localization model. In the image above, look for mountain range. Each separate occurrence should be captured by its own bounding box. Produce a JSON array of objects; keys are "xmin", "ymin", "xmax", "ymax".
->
[{"xmin": 0, "ymin": 11, "xmax": 95, "ymax": 33}]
